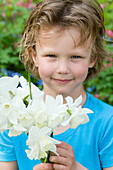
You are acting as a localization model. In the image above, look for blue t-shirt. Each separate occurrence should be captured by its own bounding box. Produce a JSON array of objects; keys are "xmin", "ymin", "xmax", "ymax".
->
[{"xmin": 0, "ymin": 92, "xmax": 113, "ymax": 170}]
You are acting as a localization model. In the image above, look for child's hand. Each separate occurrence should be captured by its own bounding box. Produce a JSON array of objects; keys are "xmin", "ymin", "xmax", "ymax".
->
[
  {"xmin": 33, "ymin": 163, "xmax": 53, "ymax": 170},
  {"xmin": 33, "ymin": 142, "xmax": 87, "ymax": 170},
  {"xmin": 49, "ymin": 142, "xmax": 87, "ymax": 170},
  {"xmin": 49, "ymin": 141, "xmax": 76, "ymax": 170}
]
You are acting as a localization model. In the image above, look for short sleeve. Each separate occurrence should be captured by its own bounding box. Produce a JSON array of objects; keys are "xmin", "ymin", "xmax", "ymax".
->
[
  {"xmin": 99, "ymin": 116, "xmax": 113, "ymax": 168},
  {"xmin": 0, "ymin": 130, "xmax": 17, "ymax": 162}
]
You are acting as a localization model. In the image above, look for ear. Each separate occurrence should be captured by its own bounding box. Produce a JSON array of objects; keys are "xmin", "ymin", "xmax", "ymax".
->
[
  {"xmin": 89, "ymin": 58, "xmax": 97, "ymax": 68},
  {"xmin": 30, "ymin": 48, "xmax": 38, "ymax": 67}
]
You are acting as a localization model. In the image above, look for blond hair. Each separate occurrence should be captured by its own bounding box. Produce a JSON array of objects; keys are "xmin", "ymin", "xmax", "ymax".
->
[{"xmin": 19, "ymin": 0, "xmax": 108, "ymax": 81}]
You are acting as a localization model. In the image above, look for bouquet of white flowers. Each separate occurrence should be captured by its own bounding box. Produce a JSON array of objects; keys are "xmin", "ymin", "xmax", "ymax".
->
[{"xmin": 0, "ymin": 73, "xmax": 93, "ymax": 163}]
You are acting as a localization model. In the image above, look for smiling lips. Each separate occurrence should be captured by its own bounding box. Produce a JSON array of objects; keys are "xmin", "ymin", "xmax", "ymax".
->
[{"xmin": 52, "ymin": 78, "xmax": 73, "ymax": 84}]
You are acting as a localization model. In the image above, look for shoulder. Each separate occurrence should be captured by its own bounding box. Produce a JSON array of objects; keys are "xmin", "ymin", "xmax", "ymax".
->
[
  {"xmin": 86, "ymin": 92, "xmax": 113, "ymax": 116},
  {"xmin": 85, "ymin": 92, "xmax": 113, "ymax": 131},
  {"xmin": 0, "ymin": 130, "xmax": 17, "ymax": 162},
  {"xmin": 85, "ymin": 92, "xmax": 113, "ymax": 144}
]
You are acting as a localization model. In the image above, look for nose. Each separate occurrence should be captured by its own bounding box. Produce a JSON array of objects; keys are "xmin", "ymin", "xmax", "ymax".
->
[{"xmin": 56, "ymin": 59, "xmax": 70, "ymax": 74}]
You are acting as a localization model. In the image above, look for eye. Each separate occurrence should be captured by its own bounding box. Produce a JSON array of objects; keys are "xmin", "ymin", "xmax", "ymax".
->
[
  {"xmin": 71, "ymin": 56, "xmax": 81, "ymax": 59},
  {"xmin": 47, "ymin": 54, "xmax": 56, "ymax": 58}
]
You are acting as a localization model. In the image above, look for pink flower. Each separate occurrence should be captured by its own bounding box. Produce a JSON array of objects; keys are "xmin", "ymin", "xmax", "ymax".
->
[
  {"xmin": 33, "ymin": 4, "xmax": 37, "ymax": 9},
  {"xmin": 109, "ymin": 58, "xmax": 113, "ymax": 62},
  {"xmin": 14, "ymin": 43, "xmax": 17, "ymax": 49},
  {"xmin": 105, "ymin": 29, "xmax": 113, "ymax": 38},
  {"xmin": 8, "ymin": 3, "xmax": 12, "ymax": 7},
  {"xmin": 100, "ymin": 4, "xmax": 104, "ymax": 8},
  {"xmin": 104, "ymin": 64, "xmax": 107, "ymax": 68},
  {"xmin": 28, "ymin": 0, "xmax": 33, "ymax": 3},
  {"xmin": 108, "ymin": 63, "xmax": 112, "ymax": 67},
  {"xmin": 27, "ymin": 3, "xmax": 32, "ymax": 8},
  {"xmin": 24, "ymin": 3, "xmax": 32, "ymax": 8},
  {"xmin": 2, "ymin": 13, "xmax": 6, "ymax": 17},
  {"xmin": 95, "ymin": 94, "xmax": 99, "ymax": 98},
  {"xmin": 16, "ymin": 2, "xmax": 23, "ymax": 7}
]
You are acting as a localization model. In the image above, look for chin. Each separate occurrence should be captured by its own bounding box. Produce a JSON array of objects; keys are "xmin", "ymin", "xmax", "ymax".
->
[{"xmin": 54, "ymin": 89, "xmax": 71, "ymax": 96}]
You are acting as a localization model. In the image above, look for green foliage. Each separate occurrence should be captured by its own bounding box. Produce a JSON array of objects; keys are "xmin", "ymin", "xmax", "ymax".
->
[
  {"xmin": 99, "ymin": 0, "xmax": 113, "ymax": 30},
  {"xmin": 0, "ymin": 0, "xmax": 34, "ymax": 74},
  {"xmin": 84, "ymin": 0, "xmax": 113, "ymax": 105},
  {"xmin": 84, "ymin": 55, "xmax": 113, "ymax": 105}
]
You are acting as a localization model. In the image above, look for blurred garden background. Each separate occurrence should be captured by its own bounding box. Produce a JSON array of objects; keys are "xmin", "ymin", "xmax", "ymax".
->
[{"xmin": 0, "ymin": 0, "xmax": 113, "ymax": 105}]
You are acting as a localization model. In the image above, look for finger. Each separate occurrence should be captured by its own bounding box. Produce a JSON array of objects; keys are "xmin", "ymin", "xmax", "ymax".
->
[
  {"xmin": 49, "ymin": 155, "xmax": 68, "ymax": 166},
  {"xmin": 51, "ymin": 144, "xmax": 74, "ymax": 159},
  {"xmin": 53, "ymin": 163, "xmax": 66, "ymax": 170},
  {"xmin": 33, "ymin": 163, "xmax": 53, "ymax": 170},
  {"xmin": 56, "ymin": 141, "xmax": 71, "ymax": 150},
  {"xmin": 50, "ymin": 151, "xmax": 57, "ymax": 156},
  {"xmin": 58, "ymin": 142, "xmax": 75, "ymax": 157},
  {"xmin": 50, "ymin": 147, "xmax": 68, "ymax": 158}
]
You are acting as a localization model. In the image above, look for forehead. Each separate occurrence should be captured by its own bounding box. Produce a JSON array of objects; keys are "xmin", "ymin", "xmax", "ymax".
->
[{"xmin": 36, "ymin": 26, "xmax": 91, "ymax": 49}]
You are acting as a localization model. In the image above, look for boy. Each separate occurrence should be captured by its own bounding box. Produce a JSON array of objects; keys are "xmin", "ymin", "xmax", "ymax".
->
[{"xmin": 0, "ymin": 0, "xmax": 113, "ymax": 169}]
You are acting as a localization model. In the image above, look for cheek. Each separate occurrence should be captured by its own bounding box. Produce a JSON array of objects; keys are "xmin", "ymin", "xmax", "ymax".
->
[
  {"xmin": 73, "ymin": 63, "xmax": 89, "ymax": 78},
  {"xmin": 38, "ymin": 61, "xmax": 54, "ymax": 78}
]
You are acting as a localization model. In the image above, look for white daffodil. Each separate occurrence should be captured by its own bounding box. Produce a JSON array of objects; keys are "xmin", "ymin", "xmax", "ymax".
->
[
  {"xmin": 10, "ymin": 95, "xmax": 32, "ymax": 134},
  {"xmin": 27, "ymin": 93, "xmax": 47, "ymax": 129},
  {"xmin": 0, "ymin": 75, "xmax": 19, "ymax": 91},
  {"xmin": 0, "ymin": 75, "xmax": 20, "ymax": 132},
  {"xmin": 45, "ymin": 95, "xmax": 67, "ymax": 129},
  {"xmin": 8, "ymin": 124, "xmax": 27, "ymax": 137},
  {"xmin": 0, "ymin": 89, "xmax": 30, "ymax": 136},
  {"xmin": 0, "ymin": 75, "xmax": 19, "ymax": 99},
  {"xmin": 15, "ymin": 76, "xmax": 31, "ymax": 101},
  {"xmin": 17, "ymin": 76, "xmax": 43, "ymax": 99},
  {"xmin": 0, "ymin": 94, "xmax": 27, "ymax": 135},
  {"xmin": 0, "ymin": 93, "xmax": 18, "ymax": 133},
  {"xmin": 0, "ymin": 105, "xmax": 11, "ymax": 132},
  {"xmin": 66, "ymin": 95, "xmax": 82, "ymax": 109},
  {"xmin": 68, "ymin": 105, "xmax": 93, "ymax": 128},
  {"xmin": 0, "ymin": 103, "xmax": 21, "ymax": 134},
  {"xmin": 25, "ymin": 126, "xmax": 61, "ymax": 160},
  {"xmin": 62, "ymin": 95, "xmax": 93, "ymax": 128}
]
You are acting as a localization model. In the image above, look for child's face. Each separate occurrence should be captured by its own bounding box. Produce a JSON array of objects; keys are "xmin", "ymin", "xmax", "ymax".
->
[{"xmin": 33, "ymin": 27, "xmax": 95, "ymax": 98}]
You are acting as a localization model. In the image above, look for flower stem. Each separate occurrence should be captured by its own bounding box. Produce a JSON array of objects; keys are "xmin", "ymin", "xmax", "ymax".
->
[
  {"xmin": 46, "ymin": 132, "xmax": 54, "ymax": 162},
  {"xmin": 41, "ymin": 132, "xmax": 54, "ymax": 163},
  {"xmin": 28, "ymin": 69, "xmax": 32, "ymax": 100},
  {"xmin": 41, "ymin": 157, "xmax": 47, "ymax": 163},
  {"xmin": 51, "ymin": 132, "xmax": 53, "ymax": 138},
  {"xmin": 67, "ymin": 109, "xmax": 72, "ymax": 116}
]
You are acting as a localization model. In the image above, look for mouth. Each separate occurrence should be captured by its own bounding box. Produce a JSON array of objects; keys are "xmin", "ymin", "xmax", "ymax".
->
[{"xmin": 52, "ymin": 78, "xmax": 73, "ymax": 84}]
